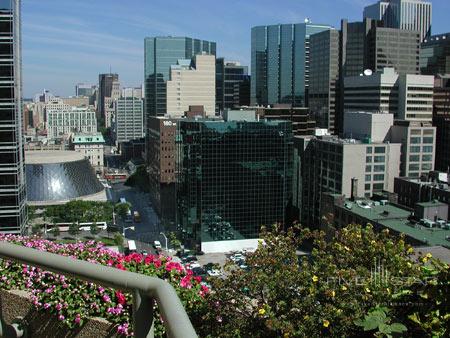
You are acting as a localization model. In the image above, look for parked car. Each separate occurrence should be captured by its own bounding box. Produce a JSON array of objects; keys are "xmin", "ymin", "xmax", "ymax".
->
[
  {"xmin": 207, "ymin": 269, "xmax": 221, "ymax": 277},
  {"xmin": 230, "ymin": 253, "xmax": 244, "ymax": 262},
  {"xmin": 181, "ymin": 255, "xmax": 197, "ymax": 263},
  {"xmin": 191, "ymin": 267, "xmax": 207, "ymax": 277},
  {"xmin": 153, "ymin": 241, "xmax": 162, "ymax": 250}
]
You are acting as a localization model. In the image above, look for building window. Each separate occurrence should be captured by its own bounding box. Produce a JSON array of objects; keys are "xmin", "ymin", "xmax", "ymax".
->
[
  {"xmin": 373, "ymin": 183, "xmax": 384, "ymax": 191},
  {"xmin": 366, "ymin": 147, "xmax": 372, "ymax": 154},
  {"xmin": 410, "ymin": 146, "xmax": 420, "ymax": 153},
  {"xmin": 422, "ymin": 163, "xmax": 432, "ymax": 170},
  {"xmin": 423, "ymin": 137, "xmax": 433, "ymax": 144},
  {"xmin": 374, "ymin": 156, "xmax": 385, "ymax": 163},
  {"xmin": 365, "ymin": 165, "xmax": 372, "ymax": 173},
  {"xmin": 409, "ymin": 155, "xmax": 420, "ymax": 162},
  {"xmin": 423, "ymin": 146, "xmax": 433, "ymax": 153},
  {"xmin": 410, "ymin": 137, "xmax": 421, "ymax": 144},
  {"xmin": 374, "ymin": 147, "xmax": 385, "ymax": 153},
  {"xmin": 409, "ymin": 163, "xmax": 420, "ymax": 171},
  {"xmin": 365, "ymin": 174, "xmax": 371, "ymax": 181},
  {"xmin": 365, "ymin": 184, "xmax": 371, "ymax": 191},
  {"xmin": 366, "ymin": 156, "xmax": 372, "ymax": 163},
  {"xmin": 374, "ymin": 174, "xmax": 384, "ymax": 181},
  {"xmin": 422, "ymin": 154, "xmax": 432, "ymax": 161}
]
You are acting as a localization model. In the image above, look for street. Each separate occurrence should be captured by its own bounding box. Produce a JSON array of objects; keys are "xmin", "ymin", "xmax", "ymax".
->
[{"xmin": 106, "ymin": 182, "xmax": 169, "ymax": 253}]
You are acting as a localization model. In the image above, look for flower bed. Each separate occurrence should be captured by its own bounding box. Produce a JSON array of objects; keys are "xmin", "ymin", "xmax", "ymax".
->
[{"xmin": 0, "ymin": 235, "xmax": 208, "ymax": 337}]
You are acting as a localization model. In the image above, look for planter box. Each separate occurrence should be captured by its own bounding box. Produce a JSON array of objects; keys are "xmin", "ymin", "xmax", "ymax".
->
[{"xmin": 0, "ymin": 289, "xmax": 119, "ymax": 337}]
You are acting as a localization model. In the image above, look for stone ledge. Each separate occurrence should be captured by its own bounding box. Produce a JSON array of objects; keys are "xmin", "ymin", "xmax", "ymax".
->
[{"xmin": 0, "ymin": 289, "xmax": 119, "ymax": 337}]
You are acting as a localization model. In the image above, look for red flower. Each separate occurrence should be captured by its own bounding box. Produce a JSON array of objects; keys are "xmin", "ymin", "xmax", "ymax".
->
[
  {"xmin": 115, "ymin": 263, "xmax": 126, "ymax": 271},
  {"xmin": 194, "ymin": 275, "xmax": 202, "ymax": 283},
  {"xmin": 180, "ymin": 276, "xmax": 192, "ymax": 289},
  {"xmin": 115, "ymin": 291, "xmax": 127, "ymax": 305}
]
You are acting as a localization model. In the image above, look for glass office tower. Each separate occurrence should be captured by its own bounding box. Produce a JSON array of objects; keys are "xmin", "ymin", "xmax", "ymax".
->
[
  {"xmin": 0, "ymin": 0, "xmax": 27, "ymax": 233},
  {"xmin": 251, "ymin": 23, "xmax": 332, "ymax": 107},
  {"xmin": 144, "ymin": 37, "xmax": 216, "ymax": 119},
  {"xmin": 176, "ymin": 117, "xmax": 293, "ymax": 250}
]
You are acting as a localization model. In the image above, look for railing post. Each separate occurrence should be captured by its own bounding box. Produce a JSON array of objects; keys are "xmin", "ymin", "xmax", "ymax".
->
[{"xmin": 133, "ymin": 290, "xmax": 154, "ymax": 338}]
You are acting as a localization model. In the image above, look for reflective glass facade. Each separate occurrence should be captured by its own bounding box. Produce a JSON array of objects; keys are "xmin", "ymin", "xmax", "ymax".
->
[
  {"xmin": 0, "ymin": 0, "xmax": 27, "ymax": 233},
  {"xmin": 251, "ymin": 23, "xmax": 331, "ymax": 107},
  {"xmin": 26, "ymin": 159, "xmax": 103, "ymax": 203},
  {"xmin": 176, "ymin": 119, "xmax": 293, "ymax": 249},
  {"xmin": 144, "ymin": 37, "xmax": 216, "ymax": 119}
]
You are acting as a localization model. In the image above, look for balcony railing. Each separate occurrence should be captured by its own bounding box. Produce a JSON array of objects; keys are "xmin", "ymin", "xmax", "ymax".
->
[{"xmin": 0, "ymin": 241, "xmax": 197, "ymax": 338}]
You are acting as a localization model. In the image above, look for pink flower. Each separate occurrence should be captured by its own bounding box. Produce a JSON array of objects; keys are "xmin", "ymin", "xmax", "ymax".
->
[
  {"xmin": 102, "ymin": 294, "xmax": 111, "ymax": 303},
  {"xmin": 74, "ymin": 315, "xmax": 81, "ymax": 324},
  {"xmin": 58, "ymin": 315, "xmax": 65, "ymax": 321},
  {"xmin": 55, "ymin": 303, "xmax": 62, "ymax": 311},
  {"xmin": 166, "ymin": 261, "xmax": 183, "ymax": 272},
  {"xmin": 115, "ymin": 263, "xmax": 126, "ymax": 271},
  {"xmin": 180, "ymin": 276, "xmax": 192, "ymax": 289},
  {"xmin": 115, "ymin": 291, "xmax": 127, "ymax": 305}
]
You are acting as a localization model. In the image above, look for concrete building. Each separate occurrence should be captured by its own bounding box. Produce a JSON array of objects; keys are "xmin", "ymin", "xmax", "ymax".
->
[
  {"xmin": 301, "ymin": 134, "xmax": 401, "ymax": 227},
  {"xmin": 420, "ymin": 33, "xmax": 450, "ymax": 75},
  {"xmin": 215, "ymin": 58, "xmax": 250, "ymax": 112},
  {"xmin": 98, "ymin": 73, "xmax": 119, "ymax": 125},
  {"xmin": 309, "ymin": 29, "xmax": 340, "ymax": 133},
  {"xmin": 75, "ymin": 83, "xmax": 96, "ymax": 97},
  {"xmin": 394, "ymin": 175, "xmax": 450, "ymax": 217},
  {"xmin": 144, "ymin": 36, "xmax": 216, "ymax": 119},
  {"xmin": 104, "ymin": 80, "xmax": 120, "ymax": 128},
  {"xmin": 363, "ymin": 0, "xmax": 432, "ymax": 42},
  {"xmin": 433, "ymin": 75, "xmax": 450, "ymax": 172},
  {"xmin": 390, "ymin": 120, "xmax": 436, "ymax": 177},
  {"xmin": 0, "ymin": 0, "xmax": 27, "ymax": 233},
  {"xmin": 147, "ymin": 117, "xmax": 178, "ymax": 227},
  {"xmin": 344, "ymin": 68, "xmax": 434, "ymax": 122},
  {"xmin": 251, "ymin": 22, "xmax": 332, "ymax": 107},
  {"xmin": 166, "ymin": 54, "xmax": 216, "ymax": 117},
  {"xmin": 340, "ymin": 19, "xmax": 420, "ymax": 76},
  {"xmin": 121, "ymin": 86, "xmax": 142, "ymax": 99},
  {"xmin": 61, "ymin": 96, "xmax": 90, "ymax": 107},
  {"xmin": 114, "ymin": 96, "xmax": 144, "ymax": 146},
  {"xmin": 46, "ymin": 107, "xmax": 97, "ymax": 139},
  {"xmin": 242, "ymin": 105, "xmax": 315, "ymax": 136},
  {"xmin": 323, "ymin": 196, "xmax": 450, "ymax": 247},
  {"xmin": 177, "ymin": 112, "xmax": 293, "ymax": 252},
  {"xmin": 70, "ymin": 133, "xmax": 105, "ymax": 174}
]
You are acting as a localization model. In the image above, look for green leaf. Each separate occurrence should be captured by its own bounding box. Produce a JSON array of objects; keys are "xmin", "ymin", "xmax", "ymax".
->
[
  {"xmin": 378, "ymin": 323, "xmax": 392, "ymax": 334},
  {"xmin": 390, "ymin": 323, "xmax": 407, "ymax": 333},
  {"xmin": 408, "ymin": 313, "xmax": 421, "ymax": 324}
]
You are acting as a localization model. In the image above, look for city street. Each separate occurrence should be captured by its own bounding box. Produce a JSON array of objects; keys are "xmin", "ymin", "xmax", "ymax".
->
[{"xmin": 106, "ymin": 182, "xmax": 169, "ymax": 252}]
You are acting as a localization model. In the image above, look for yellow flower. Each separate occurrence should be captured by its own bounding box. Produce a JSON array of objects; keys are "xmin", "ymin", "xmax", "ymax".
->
[
  {"xmin": 341, "ymin": 285, "xmax": 347, "ymax": 291},
  {"xmin": 407, "ymin": 262, "xmax": 412, "ymax": 268},
  {"xmin": 258, "ymin": 308, "xmax": 266, "ymax": 316},
  {"xmin": 365, "ymin": 288, "xmax": 371, "ymax": 293},
  {"xmin": 407, "ymin": 247, "xmax": 414, "ymax": 254},
  {"xmin": 426, "ymin": 253, "xmax": 432, "ymax": 259},
  {"xmin": 344, "ymin": 246, "xmax": 350, "ymax": 251},
  {"xmin": 312, "ymin": 275, "xmax": 319, "ymax": 282},
  {"xmin": 386, "ymin": 288, "xmax": 391, "ymax": 294},
  {"xmin": 331, "ymin": 290, "xmax": 336, "ymax": 298},
  {"xmin": 283, "ymin": 333, "xmax": 290, "ymax": 338},
  {"xmin": 422, "ymin": 257, "xmax": 429, "ymax": 263},
  {"xmin": 323, "ymin": 319, "xmax": 330, "ymax": 328}
]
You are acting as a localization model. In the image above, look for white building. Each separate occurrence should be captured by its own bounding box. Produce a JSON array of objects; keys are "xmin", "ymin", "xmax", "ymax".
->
[
  {"xmin": 70, "ymin": 133, "xmax": 105, "ymax": 174},
  {"xmin": 344, "ymin": 68, "xmax": 434, "ymax": 122},
  {"xmin": 121, "ymin": 86, "xmax": 142, "ymax": 99},
  {"xmin": 114, "ymin": 97, "xmax": 144, "ymax": 145},
  {"xmin": 46, "ymin": 107, "xmax": 97, "ymax": 139},
  {"xmin": 363, "ymin": 0, "xmax": 432, "ymax": 42},
  {"xmin": 166, "ymin": 54, "xmax": 215, "ymax": 117}
]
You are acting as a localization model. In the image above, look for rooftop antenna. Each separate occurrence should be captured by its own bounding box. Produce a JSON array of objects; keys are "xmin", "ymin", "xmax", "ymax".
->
[{"xmin": 109, "ymin": 65, "xmax": 112, "ymax": 74}]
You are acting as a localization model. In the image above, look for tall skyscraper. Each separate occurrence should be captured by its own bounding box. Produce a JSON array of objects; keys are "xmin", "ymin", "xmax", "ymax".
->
[
  {"xmin": 166, "ymin": 54, "xmax": 216, "ymax": 117},
  {"xmin": 98, "ymin": 73, "xmax": 119, "ymax": 123},
  {"xmin": 0, "ymin": 0, "xmax": 27, "ymax": 233},
  {"xmin": 363, "ymin": 0, "xmax": 432, "ymax": 42},
  {"xmin": 251, "ymin": 22, "xmax": 332, "ymax": 107},
  {"xmin": 144, "ymin": 36, "xmax": 216, "ymax": 119},
  {"xmin": 113, "ymin": 96, "xmax": 144, "ymax": 146},
  {"xmin": 309, "ymin": 29, "xmax": 340, "ymax": 133},
  {"xmin": 215, "ymin": 58, "xmax": 250, "ymax": 112},
  {"xmin": 420, "ymin": 33, "xmax": 450, "ymax": 75}
]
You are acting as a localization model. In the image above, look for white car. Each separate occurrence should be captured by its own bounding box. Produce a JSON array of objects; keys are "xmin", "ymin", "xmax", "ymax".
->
[
  {"xmin": 207, "ymin": 269, "xmax": 221, "ymax": 277},
  {"xmin": 153, "ymin": 240, "xmax": 162, "ymax": 250},
  {"xmin": 230, "ymin": 253, "xmax": 244, "ymax": 262},
  {"xmin": 188, "ymin": 262, "xmax": 201, "ymax": 269}
]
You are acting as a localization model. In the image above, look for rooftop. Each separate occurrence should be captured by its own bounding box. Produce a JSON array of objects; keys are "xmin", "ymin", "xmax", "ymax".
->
[
  {"xmin": 72, "ymin": 133, "xmax": 105, "ymax": 144},
  {"xmin": 25, "ymin": 150, "xmax": 85, "ymax": 164},
  {"xmin": 341, "ymin": 199, "xmax": 450, "ymax": 247}
]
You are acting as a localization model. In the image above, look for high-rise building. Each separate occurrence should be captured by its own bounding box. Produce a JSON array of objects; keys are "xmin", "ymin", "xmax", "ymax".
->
[
  {"xmin": 46, "ymin": 107, "xmax": 97, "ymax": 139},
  {"xmin": 75, "ymin": 83, "xmax": 96, "ymax": 97},
  {"xmin": 215, "ymin": 58, "xmax": 250, "ymax": 112},
  {"xmin": 0, "ymin": 0, "xmax": 27, "ymax": 233},
  {"xmin": 121, "ymin": 86, "xmax": 142, "ymax": 99},
  {"xmin": 341, "ymin": 19, "xmax": 420, "ymax": 77},
  {"xmin": 144, "ymin": 36, "xmax": 216, "ymax": 119},
  {"xmin": 420, "ymin": 33, "xmax": 450, "ymax": 75},
  {"xmin": 176, "ymin": 111, "xmax": 293, "ymax": 252},
  {"xmin": 309, "ymin": 29, "xmax": 340, "ymax": 133},
  {"xmin": 113, "ymin": 96, "xmax": 144, "ymax": 146},
  {"xmin": 344, "ymin": 68, "xmax": 434, "ymax": 122},
  {"xmin": 432, "ymin": 75, "xmax": 450, "ymax": 172},
  {"xmin": 251, "ymin": 22, "xmax": 332, "ymax": 107},
  {"xmin": 363, "ymin": 0, "xmax": 432, "ymax": 42},
  {"xmin": 98, "ymin": 73, "xmax": 119, "ymax": 124},
  {"xmin": 166, "ymin": 54, "xmax": 216, "ymax": 117}
]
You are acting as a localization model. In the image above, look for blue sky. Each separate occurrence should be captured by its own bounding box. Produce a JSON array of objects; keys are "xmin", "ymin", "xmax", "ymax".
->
[{"xmin": 23, "ymin": 0, "xmax": 449, "ymax": 97}]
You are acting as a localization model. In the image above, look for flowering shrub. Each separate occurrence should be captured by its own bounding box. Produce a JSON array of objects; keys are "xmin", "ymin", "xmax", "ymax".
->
[{"xmin": 0, "ymin": 235, "xmax": 208, "ymax": 337}]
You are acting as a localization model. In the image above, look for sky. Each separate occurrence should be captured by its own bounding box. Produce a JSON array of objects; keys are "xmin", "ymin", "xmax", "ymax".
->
[{"xmin": 23, "ymin": 0, "xmax": 450, "ymax": 98}]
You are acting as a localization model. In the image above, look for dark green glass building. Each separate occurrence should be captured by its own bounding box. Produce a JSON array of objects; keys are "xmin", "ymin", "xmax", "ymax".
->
[{"xmin": 176, "ymin": 112, "xmax": 293, "ymax": 251}]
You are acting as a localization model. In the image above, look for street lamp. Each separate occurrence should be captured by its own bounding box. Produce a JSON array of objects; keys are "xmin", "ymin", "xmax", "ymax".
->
[
  {"xmin": 122, "ymin": 226, "xmax": 135, "ymax": 237},
  {"xmin": 160, "ymin": 232, "xmax": 168, "ymax": 251}
]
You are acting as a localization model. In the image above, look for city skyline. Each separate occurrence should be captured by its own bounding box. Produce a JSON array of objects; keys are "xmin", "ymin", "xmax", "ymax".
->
[{"xmin": 23, "ymin": 0, "xmax": 450, "ymax": 97}]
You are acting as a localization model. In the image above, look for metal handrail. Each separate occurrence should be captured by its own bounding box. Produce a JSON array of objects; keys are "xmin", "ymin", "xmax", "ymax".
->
[{"xmin": 0, "ymin": 242, "xmax": 197, "ymax": 338}]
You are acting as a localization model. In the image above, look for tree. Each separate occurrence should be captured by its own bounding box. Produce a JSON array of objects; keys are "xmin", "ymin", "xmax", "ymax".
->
[
  {"xmin": 31, "ymin": 224, "xmax": 42, "ymax": 236},
  {"xmin": 68, "ymin": 222, "xmax": 80, "ymax": 239},
  {"xmin": 90, "ymin": 222, "xmax": 100, "ymax": 236},
  {"xmin": 168, "ymin": 232, "xmax": 181, "ymax": 250},
  {"xmin": 113, "ymin": 232, "xmax": 124, "ymax": 247},
  {"xmin": 51, "ymin": 224, "xmax": 60, "ymax": 238},
  {"xmin": 115, "ymin": 202, "xmax": 131, "ymax": 219},
  {"xmin": 197, "ymin": 224, "xmax": 449, "ymax": 338}
]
